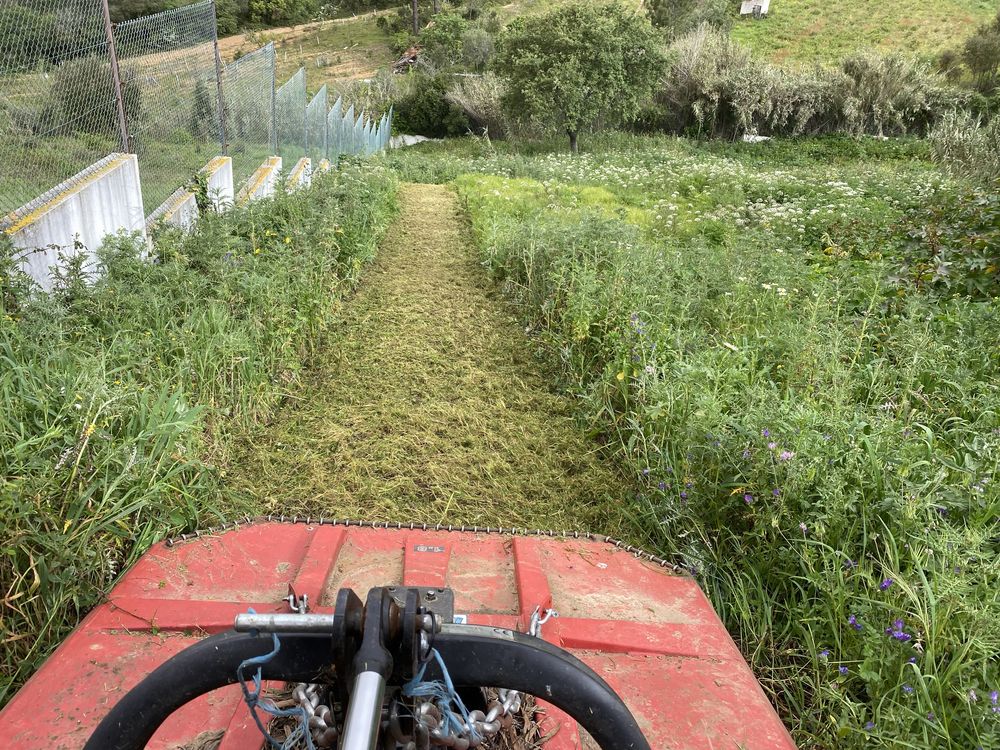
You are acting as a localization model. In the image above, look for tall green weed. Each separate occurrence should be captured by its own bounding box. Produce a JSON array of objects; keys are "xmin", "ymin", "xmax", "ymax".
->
[
  {"xmin": 428, "ymin": 139, "xmax": 1000, "ymax": 748},
  {"xmin": 0, "ymin": 163, "xmax": 398, "ymax": 704}
]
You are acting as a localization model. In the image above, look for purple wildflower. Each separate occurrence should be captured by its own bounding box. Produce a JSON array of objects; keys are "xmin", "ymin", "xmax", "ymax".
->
[
  {"xmin": 799, "ymin": 522, "xmax": 808, "ymax": 534},
  {"xmin": 879, "ymin": 578, "xmax": 894, "ymax": 591},
  {"xmin": 818, "ymin": 650, "xmax": 829, "ymax": 659},
  {"xmin": 642, "ymin": 467, "xmax": 651, "ymax": 477},
  {"xmin": 779, "ymin": 450, "xmax": 795, "ymax": 461},
  {"xmin": 742, "ymin": 449, "xmax": 751, "ymax": 459},
  {"xmin": 744, "ymin": 494, "xmax": 754, "ymax": 504},
  {"xmin": 991, "ymin": 690, "xmax": 998, "ymax": 713},
  {"xmin": 772, "ymin": 488, "xmax": 781, "ymax": 496},
  {"xmin": 848, "ymin": 614, "xmax": 862, "ymax": 631},
  {"xmin": 658, "ymin": 481, "xmax": 667, "ymax": 491},
  {"xmin": 844, "ymin": 559, "xmax": 856, "ymax": 570},
  {"xmin": 888, "ymin": 618, "xmax": 911, "ymax": 641},
  {"xmin": 838, "ymin": 666, "xmax": 848, "ymax": 675},
  {"xmin": 762, "ymin": 429, "xmax": 770, "ymax": 437},
  {"xmin": 767, "ymin": 441, "xmax": 777, "ymax": 450},
  {"xmin": 908, "ymin": 656, "xmax": 917, "ymax": 664},
  {"xmin": 680, "ymin": 491, "xmax": 688, "ymax": 500},
  {"xmin": 903, "ymin": 684, "xmax": 914, "ymax": 695},
  {"xmin": 864, "ymin": 721, "xmax": 875, "ymax": 731}
]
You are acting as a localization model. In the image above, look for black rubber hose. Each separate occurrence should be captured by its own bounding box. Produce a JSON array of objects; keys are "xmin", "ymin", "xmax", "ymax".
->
[{"xmin": 85, "ymin": 628, "xmax": 650, "ymax": 750}]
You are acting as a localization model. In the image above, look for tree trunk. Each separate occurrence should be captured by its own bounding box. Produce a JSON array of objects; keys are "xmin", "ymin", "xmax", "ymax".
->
[
  {"xmin": 411, "ymin": 0, "xmax": 419, "ymax": 34},
  {"xmin": 433, "ymin": 0, "xmax": 440, "ymax": 13},
  {"xmin": 568, "ymin": 130, "xmax": 578, "ymax": 155}
]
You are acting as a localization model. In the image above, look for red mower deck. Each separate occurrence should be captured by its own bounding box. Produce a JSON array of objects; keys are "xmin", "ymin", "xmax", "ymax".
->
[{"xmin": 1, "ymin": 521, "xmax": 797, "ymax": 749}]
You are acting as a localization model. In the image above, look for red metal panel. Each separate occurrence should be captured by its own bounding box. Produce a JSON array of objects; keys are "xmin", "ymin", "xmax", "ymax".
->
[{"xmin": 0, "ymin": 523, "xmax": 796, "ymax": 750}]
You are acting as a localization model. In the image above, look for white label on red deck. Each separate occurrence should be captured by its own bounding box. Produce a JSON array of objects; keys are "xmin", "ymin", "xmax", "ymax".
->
[{"xmin": 414, "ymin": 545, "xmax": 445, "ymax": 553}]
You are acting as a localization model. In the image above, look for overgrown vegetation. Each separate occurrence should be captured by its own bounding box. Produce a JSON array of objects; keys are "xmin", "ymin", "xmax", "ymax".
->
[
  {"xmin": 0, "ymin": 162, "xmax": 398, "ymax": 704},
  {"xmin": 387, "ymin": 134, "xmax": 1000, "ymax": 748}
]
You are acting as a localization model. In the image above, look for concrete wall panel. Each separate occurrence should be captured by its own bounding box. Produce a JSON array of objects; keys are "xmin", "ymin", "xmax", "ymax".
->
[
  {"xmin": 287, "ymin": 157, "xmax": 311, "ymax": 189},
  {"xmin": 236, "ymin": 157, "xmax": 283, "ymax": 204},
  {"xmin": 3, "ymin": 154, "xmax": 146, "ymax": 291},
  {"xmin": 201, "ymin": 156, "xmax": 234, "ymax": 212},
  {"xmin": 147, "ymin": 187, "xmax": 199, "ymax": 232}
]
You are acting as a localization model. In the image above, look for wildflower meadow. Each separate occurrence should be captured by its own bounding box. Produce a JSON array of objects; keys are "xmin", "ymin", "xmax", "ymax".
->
[{"xmin": 388, "ymin": 134, "xmax": 1000, "ymax": 749}]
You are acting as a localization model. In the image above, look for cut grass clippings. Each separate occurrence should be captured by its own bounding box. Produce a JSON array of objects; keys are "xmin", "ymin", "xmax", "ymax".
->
[{"xmin": 227, "ymin": 183, "xmax": 628, "ymax": 533}]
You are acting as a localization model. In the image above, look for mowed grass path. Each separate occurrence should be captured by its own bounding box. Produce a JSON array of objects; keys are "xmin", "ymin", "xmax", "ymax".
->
[{"xmin": 229, "ymin": 183, "xmax": 626, "ymax": 531}]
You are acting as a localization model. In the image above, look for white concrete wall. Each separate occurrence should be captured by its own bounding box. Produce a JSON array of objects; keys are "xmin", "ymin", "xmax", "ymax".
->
[
  {"xmin": 201, "ymin": 156, "xmax": 234, "ymax": 212},
  {"xmin": 287, "ymin": 157, "xmax": 312, "ymax": 189},
  {"xmin": 236, "ymin": 157, "xmax": 283, "ymax": 204},
  {"xmin": 4, "ymin": 154, "xmax": 146, "ymax": 291},
  {"xmin": 146, "ymin": 187, "xmax": 199, "ymax": 232}
]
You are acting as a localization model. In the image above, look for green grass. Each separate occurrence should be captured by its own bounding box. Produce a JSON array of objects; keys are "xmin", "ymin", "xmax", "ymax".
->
[
  {"xmin": 227, "ymin": 182, "xmax": 629, "ymax": 531},
  {"xmin": 0, "ymin": 161, "xmax": 398, "ymax": 705},
  {"xmin": 731, "ymin": 0, "xmax": 997, "ymax": 64},
  {"xmin": 386, "ymin": 133, "xmax": 1000, "ymax": 749}
]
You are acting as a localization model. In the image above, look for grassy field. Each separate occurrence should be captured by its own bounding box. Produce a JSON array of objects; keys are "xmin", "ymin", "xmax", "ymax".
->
[
  {"xmin": 731, "ymin": 0, "xmax": 997, "ymax": 64},
  {"xmin": 386, "ymin": 134, "xmax": 1000, "ymax": 749},
  {"xmin": 221, "ymin": 13, "xmax": 393, "ymax": 92}
]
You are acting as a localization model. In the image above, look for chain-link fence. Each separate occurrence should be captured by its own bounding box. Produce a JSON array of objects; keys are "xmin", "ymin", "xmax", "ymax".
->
[
  {"xmin": 275, "ymin": 67, "xmax": 305, "ymax": 168},
  {"xmin": 0, "ymin": 0, "xmax": 123, "ymax": 223},
  {"xmin": 222, "ymin": 42, "xmax": 275, "ymax": 188},
  {"xmin": 305, "ymin": 85, "xmax": 327, "ymax": 163},
  {"xmin": 115, "ymin": 0, "xmax": 222, "ymax": 213},
  {"xmin": 1, "ymin": 1, "xmax": 393, "ymax": 225}
]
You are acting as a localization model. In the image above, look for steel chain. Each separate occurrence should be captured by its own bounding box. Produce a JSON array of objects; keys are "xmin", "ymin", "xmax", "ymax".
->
[{"xmin": 164, "ymin": 514, "xmax": 684, "ymax": 573}]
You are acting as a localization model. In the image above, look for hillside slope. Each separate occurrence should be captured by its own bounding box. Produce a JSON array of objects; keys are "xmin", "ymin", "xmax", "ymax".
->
[{"xmin": 732, "ymin": 0, "xmax": 996, "ymax": 64}]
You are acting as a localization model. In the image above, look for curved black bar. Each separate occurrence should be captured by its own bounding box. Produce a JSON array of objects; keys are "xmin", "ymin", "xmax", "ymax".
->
[
  {"xmin": 84, "ymin": 627, "xmax": 650, "ymax": 750},
  {"xmin": 83, "ymin": 631, "xmax": 334, "ymax": 750},
  {"xmin": 434, "ymin": 626, "xmax": 650, "ymax": 750}
]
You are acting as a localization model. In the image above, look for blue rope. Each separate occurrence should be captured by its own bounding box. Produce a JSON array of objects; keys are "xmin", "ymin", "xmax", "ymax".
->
[
  {"xmin": 236, "ymin": 612, "xmax": 317, "ymax": 750},
  {"xmin": 402, "ymin": 648, "xmax": 481, "ymax": 744}
]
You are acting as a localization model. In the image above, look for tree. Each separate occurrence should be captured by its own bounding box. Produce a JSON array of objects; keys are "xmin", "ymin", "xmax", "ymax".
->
[
  {"xmin": 963, "ymin": 16, "xmax": 1000, "ymax": 94},
  {"xmin": 494, "ymin": 3, "xmax": 665, "ymax": 153}
]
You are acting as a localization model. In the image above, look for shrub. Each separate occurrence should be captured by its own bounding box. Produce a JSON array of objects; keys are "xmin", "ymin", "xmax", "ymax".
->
[
  {"xmin": 930, "ymin": 109, "xmax": 1000, "ymax": 185},
  {"xmin": 50, "ymin": 57, "xmax": 143, "ymax": 137},
  {"xmin": 392, "ymin": 73, "xmax": 469, "ymax": 137},
  {"xmin": 656, "ymin": 26, "xmax": 961, "ymax": 138},
  {"xmin": 445, "ymin": 73, "xmax": 507, "ymax": 138}
]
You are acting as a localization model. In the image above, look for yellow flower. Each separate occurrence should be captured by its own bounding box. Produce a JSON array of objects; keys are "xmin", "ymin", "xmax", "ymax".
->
[
  {"xmin": 616, "ymin": 371, "xmax": 625, "ymax": 381},
  {"xmin": 284, "ymin": 236, "xmax": 292, "ymax": 244}
]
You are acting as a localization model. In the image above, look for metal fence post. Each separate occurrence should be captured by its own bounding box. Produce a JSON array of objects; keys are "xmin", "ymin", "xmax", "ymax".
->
[
  {"xmin": 100, "ymin": 0, "xmax": 131, "ymax": 153},
  {"xmin": 210, "ymin": 0, "xmax": 228, "ymax": 155}
]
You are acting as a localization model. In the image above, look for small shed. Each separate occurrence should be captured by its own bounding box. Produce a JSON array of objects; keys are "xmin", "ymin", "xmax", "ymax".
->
[{"xmin": 739, "ymin": 0, "xmax": 770, "ymax": 18}]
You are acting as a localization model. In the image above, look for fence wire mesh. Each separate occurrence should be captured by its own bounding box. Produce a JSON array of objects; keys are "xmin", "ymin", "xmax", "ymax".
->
[
  {"xmin": 275, "ymin": 67, "xmax": 305, "ymax": 168},
  {"xmin": 0, "ymin": 0, "xmax": 122, "ymax": 224},
  {"xmin": 2, "ymin": 1, "xmax": 393, "ymax": 226},
  {"xmin": 305, "ymin": 85, "xmax": 327, "ymax": 164},
  {"xmin": 222, "ymin": 42, "xmax": 275, "ymax": 188},
  {"xmin": 114, "ymin": 0, "xmax": 222, "ymax": 213},
  {"xmin": 327, "ymin": 96, "xmax": 343, "ymax": 161}
]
